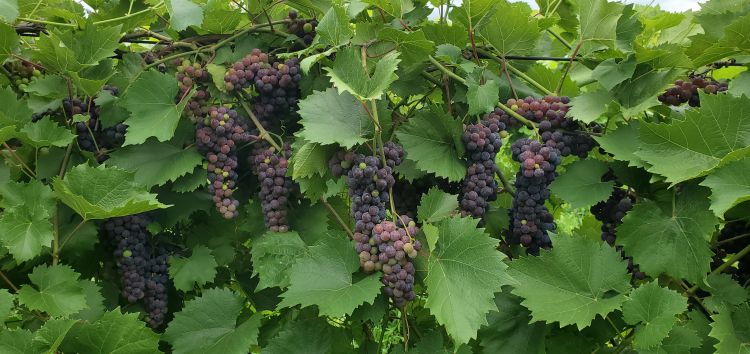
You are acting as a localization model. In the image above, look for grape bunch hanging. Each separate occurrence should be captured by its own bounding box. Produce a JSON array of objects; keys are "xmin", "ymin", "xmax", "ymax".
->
[
  {"xmin": 369, "ymin": 217, "xmax": 421, "ymax": 307},
  {"xmin": 63, "ymin": 85, "xmax": 128, "ymax": 162},
  {"xmin": 285, "ymin": 10, "xmax": 318, "ymax": 46},
  {"xmin": 252, "ymin": 143, "xmax": 294, "ymax": 232},
  {"xmin": 658, "ymin": 75, "xmax": 728, "ymax": 107},
  {"xmin": 175, "ymin": 59, "xmax": 212, "ymax": 120},
  {"xmin": 102, "ymin": 214, "xmax": 170, "ymax": 328},
  {"xmin": 4, "ymin": 60, "xmax": 42, "ymax": 91},
  {"xmin": 459, "ymin": 116, "xmax": 504, "ymax": 220},
  {"xmin": 507, "ymin": 138, "xmax": 561, "ymax": 255}
]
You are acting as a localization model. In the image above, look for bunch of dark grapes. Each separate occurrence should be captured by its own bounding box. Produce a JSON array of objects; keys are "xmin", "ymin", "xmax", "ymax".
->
[
  {"xmin": 102, "ymin": 215, "xmax": 151, "ymax": 304},
  {"xmin": 223, "ymin": 49, "xmax": 302, "ymax": 119},
  {"xmin": 459, "ymin": 116, "xmax": 504, "ymax": 220},
  {"xmin": 5, "ymin": 60, "xmax": 42, "ymax": 91},
  {"xmin": 196, "ymin": 106, "xmax": 251, "ymax": 219},
  {"xmin": 347, "ymin": 155, "xmax": 393, "ymax": 237},
  {"xmin": 590, "ymin": 181, "xmax": 644, "ymax": 279},
  {"xmin": 329, "ymin": 150, "xmax": 356, "ymax": 178},
  {"xmin": 369, "ymin": 217, "xmax": 421, "ymax": 307},
  {"xmin": 285, "ymin": 10, "xmax": 318, "ymax": 46},
  {"xmin": 175, "ymin": 59, "xmax": 211, "ymax": 120},
  {"xmin": 144, "ymin": 246, "xmax": 169, "ymax": 328},
  {"xmin": 488, "ymin": 96, "xmax": 596, "ymax": 158},
  {"xmin": 658, "ymin": 76, "xmax": 728, "ymax": 107},
  {"xmin": 507, "ymin": 138, "xmax": 560, "ymax": 255},
  {"xmin": 252, "ymin": 143, "xmax": 293, "ymax": 232},
  {"xmin": 64, "ymin": 85, "xmax": 127, "ymax": 161}
]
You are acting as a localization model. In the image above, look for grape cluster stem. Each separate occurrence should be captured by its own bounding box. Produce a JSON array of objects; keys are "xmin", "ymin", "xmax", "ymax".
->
[{"xmin": 237, "ymin": 96, "xmax": 282, "ymax": 151}]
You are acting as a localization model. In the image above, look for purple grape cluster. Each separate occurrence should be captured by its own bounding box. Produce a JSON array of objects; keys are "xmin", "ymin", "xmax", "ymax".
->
[
  {"xmin": 144, "ymin": 246, "xmax": 169, "ymax": 328},
  {"xmin": 175, "ymin": 59, "xmax": 211, "ymax": 120},
  {"xmin": 196, "ymin": 106, "xmax": 252, "ymax": 219},
  {"xmin": 252, "ymin": 143, "xmax": 293, "ymax": 232},
  {"xmin": 488, "ymin": 96, "xmax": 596, "ymax": 158},
  {"xmin": 329, "ymin": 150, "xmax": 356, "ymax": 178},
  {"xmin": 507, "ymin": 138, "xmax": 561, "ymax": 255},
  {"xmin": 590, "ymin": 183, "xmax": 644, "ymax": 279},
  {"xmin": 347, "ymin": 155, "xmax": 393, "ymax": 237},
  {"xmin": 63, "ymin": 86, "xmax": 127, "ymax": 162},
  {"xmin": 223, "ymin": 49, "xmax": 302, "ymax": 119},
  {"xmin": 381, "ymin": 141, "xmax": 405, "ymax": 168},
  {"xmin": 658, "ymin": 76, "xmax": 728, "ymax": 107},
  {"xmin": 286, "ymin": 10, "xmax": 318, "ymax": 46},
  {"xmin": 459, "ymin": 116, "xmax": 504, "ymax": 219}
]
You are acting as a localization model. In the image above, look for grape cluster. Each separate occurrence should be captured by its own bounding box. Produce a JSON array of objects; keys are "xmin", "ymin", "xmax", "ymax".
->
[
  {"xmin": 5, "ymin": 60, "xmax": 42, "ymax": 91},
  {"xmin": 63, "ymin": 86, "xmax": 127, "ymax": 162},
  {"xmin": 459, "ymin": 116, "xmax": 504, "ymax": 220},
  {"xmin": 223, "ymin": 49, "xmax": 302, "ymax": 119},
  {"xmin": 286, "ymin": 10, "xmax": 318, "ymax": 46},
  {"xmin": 507, "ymin": 138, "xmax": 561, "ymax": 255},
  {"xmin": 347, "ymin": 155, "xmax": 393, "ymax": 237},
  {"xmin": 144, "ymin": 247, "xmax": 169, "ymax": 328},
  {"xmin": 102, "ymin": 214, "xmax": 171, "ymax": 328},
  {"xmin": 252, "ymin": 143, "xmax": 293, "ymax": 232},
  {"xmin": 196, "ymin": 106, "xmax": 252, "ymax": 219},
  {"xmin": 590, "ymin": 183, "xmax": 644, "ymax": 279},
  {"xmin": 381, "ymin": 141, "xmax": 405, "ymax": 168},
  {"xmin": 488, "ymin": 96, "xmax": 596, "ymax": 158},
  {"xmin": 658, "ymin": 76, "xmax": 728, "ymax": 107},
  {"xmin": 175, "ymin": 59, "xmax": 211, "ymax": 120},
  {"xmin": 329, "ymin": 150, "xmax": 356, "ymax": 178}
]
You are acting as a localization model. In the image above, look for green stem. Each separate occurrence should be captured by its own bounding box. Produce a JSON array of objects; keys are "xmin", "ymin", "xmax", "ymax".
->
[
  {"xmin": 0, "ymin": 270, "xmax": 18, "ymax": 292},
  {"xmin": 321, "ymin": 197, "xmax": 354, "ymax": 239},
  {"xmin": 94, "ymin": 1, "xmax": 164, "ymax": 26},
  {"xmin": 16, "ymin": 17, "xmax": 76, "ymax": 27},
  {"xmin": 555, "ymin": 40, "xmax": 583, "ymax": 95},
  {"xmin": 58, "ymin": 219, "xmax": 87, "ymax": 251},
  {"xmin": 495, "ymin": 170, "xmax": 515, "ymax": 194},
  {"xmin": 237, "ymin": 98, "xmax": 282, "ymax": 151},
  {"xmin": 428, "ymin": 56, "xmax": 466, "ymax": 84},
  {"xmin": 547, "ymin": 29, "xmax": 573, "ymax": 49},
  {"xmin": 2, "ymin": 142, "xmax": 36, "ymax": 178},
  {"xmin": 52, "ymin": 211, "xmax": 60, "ymax": 266},
  {"xmin": 475, "ymin": 48, "xmax": 553, "ymax": 95}
]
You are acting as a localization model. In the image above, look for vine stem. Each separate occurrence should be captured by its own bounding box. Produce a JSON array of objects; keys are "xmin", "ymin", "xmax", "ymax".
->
[
  {"xmin": 714, "ymin": 233, "xmax": 750, "ymax": 247},
  {"xmin": 237, "ymin": 98, "xmax": 282, "ymax": 151},
  {"xmin": 52, "ymin": 212, "xmax": 60, "ymax": 265},
  {"xmin": 428, "ymin": 56, "xmax": 466, "ymax": 84},
  {"xmin": 321, "ymin": 197, "xmax": 354, "ymax": 239},
  {"xmin": 477, "ymin": 48, "xmax": 553, "ymax": 95},
  {"xmin": 547, "ymin": 29, "xmax": 573, "ymax": 49},
  {"xmin": 18, "ymin": 1, "xmax": 165, "ymax": 27},
  {"xmin": 2, "ymin": 142, "xmax": 36, "ymax": 178},
  {"xmin": 555, "ymin": 40, "xmax": 583, "ymax": 95},
  {"xmin": 495, "ymin": 170, "xmax": 515, "ymax": 194},
  {"xmin": 689, "ymin": 243, "xmax": 750, "ymax": 293},
  {"xmin": 0, "ymin": 270, "xmax": 19, "ymax": 292}
]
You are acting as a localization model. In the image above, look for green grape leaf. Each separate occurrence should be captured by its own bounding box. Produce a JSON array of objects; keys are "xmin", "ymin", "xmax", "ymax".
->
[
  {"xmin": 568, "ymin": 91, "xmax": 614, "ymax": 124},
  {"xmin": 0, "ymin": 179, "xmax": 56, "ymax": 219},
  {"xmin": 34, "ymin": 24, "xmax": 122, "ymax": 73},
  {"xmin": 324, "ymin": 47, "xmax": 400, "ymax": 100},
  {"xmin": 290, "ymin": 139, "xmax": 335, "ymax": 179},
  {"xmin": 525, "ymin": 64, "xmax": 580, "ymax": 97},
  {"xmin": 478, "ymin": 287, "xmax": 546, "ymax": 354},
  {"xmin": 169, "ymin": 245, "xmax": 218, "ymax": 292},
  {"xmin": 622, "ymin": 281, "xmax": 688, "ymax": 349},
  {"xmin": 61, "ymin": 308, "xmax": 161, "ymax": 354},
  {"xmin": 0, "ymin": 209, "xmax": 53, "ymax": 262},
  {"xmin": 466, "ymin": 79, "xmax": 500, "ymax": 115},
  {"xmin": 120, "ymin": 70, "xmax": 192, "ymax": 145},
  {"xmin": 298, "ymin": 88, "xmax": 376, "ymax": 148},
  {"xmin": 73, "ymin": 280, "xmax": 105, "ymax": 322},
  {"xmin": 594, "ymin": 122, "xmax": 649, "ymax": 169},
  {"xmin": 507, "ymin": 236, "xmax": 631, "ymax": 329},
  {"xmin": 0, "ymin": 329, "xmax": 34, "ymax": 353},
  {"xmin": 549, "ymin": 159, "xmax": 614, "ymax": 209},
  {"xmin": 163, "ymin": 288, "xmax": 262, "ymax": 354},
  {"xmin": 424, "ymin": 217, "xmax": 510, "ymax": 345},
  {"xmin": 709, "ymin": 302, "xmax": 750, "ymax": 353},
  {"xmin": 17, "ymin": 264, "xmax": 86, "ymax": 317},
  {"xmin": 32, "ymin": 318, "xmax": 76, "ymax": 354},
  {"xmin": 477, "ymin": 1, "xmax": 539, "ymax": 55},
  {"xmin": 613, "ymin": 65, "xmax": 679, "ymax": 116},
  {"xmin": 591, "ymin": 57, "xmax": 637, "ymax": 91},
  {"xmin": 395, "ymin": 107, "xmax": 466, "ymax": 182},
  {"xmin": 362, "ymin": 0, "xmax": 414, "ymax": 18},
  {"xmin": 692, "ymin": 13, "xmax": 750, "ymax": 66},
  {"xmin": 699, "ymin": 158, "xmax": 750, "ymax": 218},
  {"xmin": 52, "ymin": 164, "xmax": 169, "ymax": 220},
  {"xmin": 108, "ymin": 140, "xmax": 203, "ymax": 187},
  {"xmin": 166, "ymin": 0, "xmax": 204, "ymax": 31},
  {"xmin": 577, "ymin": 0, "xmax": 623, "ymax": 53},
  {"xmin": 638, "ymin": 325, "xmax": 702, "ymax": 354},
  {"xmin": 729, "ymin": 71, "xmax": 750, "ymax": 97},
  {"xmin": 422, "ymin": 22, "xmax": 467, "ymax": 47},
  {"xmin": 416, "ymin": 187, "xmax": 458, "ymax": 223},
  {"xmin": 702, "ymin": 273, "xmax": 749, "ymax": 313},
  {"xmin": 279, "ymin": 236, "xmax": 382, "ymax": 317},
  {"xmin": 0, "ymin": 23, "xmax": 18, "ymax": 64},
  {"xmin": 378, "ymin": 28, "xmax": 435, "ymax": 67},
  {"xmin": 635, "ymin": 94, "xmax": 750, "ymax": 185},
  {"xmin": 0, "ymin": 0, "xmax": 18, "ymax": 22},
  {"xmin": 201, "ymin": 3, "xmax": 242, "ymax": 34},
  {"xmin": 617, "ymin": 186, "xmax": 717, "ymax": 283},
  {"xmin": 19, "ymin": 118, "xmax": 75, "ymax": 148},
  {"xmin": 0, "ymin": 86, "xmax": 33, "ymax": 126},
  {"xmin": 0, "ymin": 289, "xmax": 12, "ymax": 323},
  {"xmin": 261, "ymin": 313, "xmax": 351, "ymax": 354},
  {"xmin": 316, "ymin": 4, "xmax": 353, "ymax": 46},
  {"xmin": 250, "ymin": 231, "xmax": 307, "ymax": 290}
]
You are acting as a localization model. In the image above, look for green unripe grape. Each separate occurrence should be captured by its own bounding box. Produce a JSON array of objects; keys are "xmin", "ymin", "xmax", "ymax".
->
[
  {"xmin": 303, "ymin": 22, "xmax": 313, "ymax": 33},
  {"xmin": 340, "ymin": 160, "xmax": 351, "ymax": 169},
  {"xmin": 32, "ymin": 69, "xmax": 41, "ymax": 77},
  {"xmin": 123, "ymin": 249, "xmax": 133, "ymax": 258},
  {"xmin": 359, "ymin": 162, "xmax": 366, "ymax": 169},
  {"xmin": 371, "ymin": 190, "xmax": 379, "ymax": 197},
  {"xmin": 500, "ymin": 131, "xmax": 509, "ymax": 138},
  {"xmin": 222, "ymin": 171, "xmax": 229, "ymax": 177},
  {"xmin": 39, "ymin": 147, "xmax": 50, "ymax": 155},
  {"xmin": 521, "ymin": 219, "xmax": 527, "ymax": 225}
]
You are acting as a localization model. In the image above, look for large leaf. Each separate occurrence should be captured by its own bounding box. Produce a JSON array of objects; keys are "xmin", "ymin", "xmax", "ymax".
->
[
  {"xmin": 34, "ymin": 24, "xmax": 122, "ymax": 73},
  {"xmin": 478, "ymin": 287, "xmax": 546, "ymax": 354},
  {"xmin": 0, "ymin": 0, "xmax": 18, "ymax": 22},
  {"xmin": 700, "ymin": 158, "xmax": 750, "ymax": 217},
  {"xmin": 324, "ymin": 47, "xmax": 400, "ymax": 100},
  {"xmin": 279, "ymin": 235, "xmax": 382, "ymax": 317},
  {"xmin": 378, "ymin": 28, "xmax": 435, "ymax": 67},
  {"xmin": 568, "ymin": 91, "xmax": 615, "ymax": 124},
  {"xmin": 395, "ymin": 107, "xmax": 466, "ymax": 182},
  {"xmin": 622, "ymin": 281, "xmax": 688, "ymax": 349},
  {"xmin": 19, "ymin": 118, "xmax": 76, "ymax": 148},
  {"xmin": 250, "ymin": 231, "xmax": 307, "ymax": 290},
  {"xmin": 466, "ymin": 79, "xmax": 500, "ymax": 115},
  {"xmin": 549, "ymin": 159, "xmax": 613, "ymax": 209},
  {"xmin": 120, "ymin": 70, "xmax": 192, "ymax": 145},
  {"xmin": 61, "ymin": 309, "xmax": 161, "ymax": 353},
  {"xmin": 0, "ymin": 180, "xmax": 56, "ymax": 261},
  {"xmin": 416, "ymin": 187, "xmax": 458, "ymax": 223},
  {"xmin": 169, "ymin": 245, "xmax": 218, "ymax": 292},
  {"xmin": 617, "ymin": 186, "xmax": 717, "ymax": 283},
  {"xmin": 0, "ymin": 289, "xmax": 13, "ymax": 323},
  {"xmin": 635, "ymin": 94, "xmax": 750, "ymax": 185},
  {"xmin": 163, "ymin": 288, "xmax": 261, "ymax": 354},
  {"xmin": 316, "ymin": 4, "xmax": 353, "ymax": 46},
  {"xmin": 424, "ymin": 216, "xmax": 509, "ymax": 345},
  {"xmin": 52, "ymin": 164, "xmax": 169, "ymax": 220},
  {"xmin": 297, "ymin": 88, "xmax": 377, "ymax": 148},
  {"xmin": 17, "ymin": 264, "xmax": 86, "ymax": 317},
  {"xmin": 166, "ymin": 0, "xmax": 203, "ymax": 31},
  {"xmin": 507, "ymin": 236, "xmax": 631, "ymax": 329},
  {"xmin": 594, "ymin": 122, "xmax": 649, "ymax": 169},
  {"xmin": 477, "ymin": 1, "xmax": 539, "ymax": 55},
  {"xmin": 709, "ymin": 302, "xmax": 750, "ymax": 353},
  {"xmin": 261, "ymin": 313, "xmax": 350, "ymax": 354},
  {"xmin": 290, "ymin": 139, "xmax": 336, "ymax": 179},
  {"xmin": 107, "ymin": 140, "xmax": 203, "ymax": 187},
  {"xmin": 577, "ymin": 0, "xmax": 623, "ymax": 53},
  {"xmin": 0, "ymin": 86, "xmax": 33, "ymax": 125},
  {"xmin": 0, "ymin": 23, "xmax": 19, "ymax": 65},
  {"xmin": 692, "ymin": 13, "xmax": 750, "ymax": 66}
]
